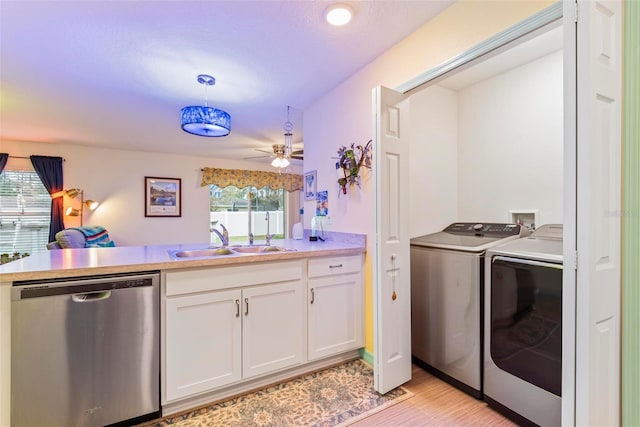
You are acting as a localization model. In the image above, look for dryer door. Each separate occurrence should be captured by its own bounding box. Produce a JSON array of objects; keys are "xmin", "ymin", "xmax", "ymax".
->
[{"xmin": 490, "ymin": 256, "xmax": 563, "ymax": 396}]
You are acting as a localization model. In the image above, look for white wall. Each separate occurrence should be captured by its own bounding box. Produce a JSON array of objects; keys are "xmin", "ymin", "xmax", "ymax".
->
[
  {"xmin": 457, "ymin": 49, "xmax": 563, "ymax": 225},
  {"xmin": 302, "ymin": 0, "xmax": 554, "ymax": 352},
  {"xmin": 2, "ymin": 140, "xmax": 300, "ymax": 246},
  {"xmin": 303, "ymin": 1, "xmax": 553, "ymax": 236},
  {"xmin": 409, "ymin": 85, "xmax": 459, "ymax": 238}
]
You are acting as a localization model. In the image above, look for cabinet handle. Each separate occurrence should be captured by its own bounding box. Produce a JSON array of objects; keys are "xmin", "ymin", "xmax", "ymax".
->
[
  {"xmin": 244, "ymin": 297, "xmax": 249, "ymax": 315},
  {"xmin": 235, "ymin": 299, "xmax": 240, "ymax": 317},
  {"xmin": 310, "ymin": 288, "xmax": 315, "ymax": 304},
  {"xmin": 329, "ymin": 264, "xmax": 343, "ymax": 269}
]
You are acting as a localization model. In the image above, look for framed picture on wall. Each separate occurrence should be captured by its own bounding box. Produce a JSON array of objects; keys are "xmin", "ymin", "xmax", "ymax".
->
[
  {"xmin": 145, "ymin": 177, "xmax": 181, "ymax": 217},
  {"xmin": 304, "ymin": 170, "xmax": 317, "ymax": 201}
]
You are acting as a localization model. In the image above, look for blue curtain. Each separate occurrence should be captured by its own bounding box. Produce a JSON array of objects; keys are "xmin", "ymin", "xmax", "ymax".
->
[
  {"xmin": 0, "ymin": 153, "xmax": 7, "ymax": 174},
  {"xmin": 30, "ymin": 155, "xmax": 64, "ymax": 242}
]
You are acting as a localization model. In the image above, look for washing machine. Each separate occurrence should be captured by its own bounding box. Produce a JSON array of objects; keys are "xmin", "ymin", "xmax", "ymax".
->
[
  {"xmin": 410, "ymin": 222, "xmax": 527, "ymax": 398},
  {"xmin": 484, "ymin": 224, "xmax": 563, "ymax": 426}
]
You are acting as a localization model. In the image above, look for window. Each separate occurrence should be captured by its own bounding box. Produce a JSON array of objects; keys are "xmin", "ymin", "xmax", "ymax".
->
[
  {"xmin": 0, "ymin": 170, "xmax": 51, "ymax": 259},
  {"xmin": 209, "ymin": 185, "xmax": 285, "ymax": 244}
]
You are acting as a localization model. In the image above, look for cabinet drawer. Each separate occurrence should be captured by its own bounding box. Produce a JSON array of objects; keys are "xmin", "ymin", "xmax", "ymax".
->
[
  {"xmin": 308, "ymin": 254, "xmax": 363, "ymax": 278},
  {"xmin": 165, "ymin": 260, "xmax": 304, "ymax": 296}
]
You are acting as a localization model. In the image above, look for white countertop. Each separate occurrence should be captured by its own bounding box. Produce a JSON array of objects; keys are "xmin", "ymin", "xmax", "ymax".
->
[{"xmin": 0, "ymin": 236, "xmax": 366, "ymax": 282}]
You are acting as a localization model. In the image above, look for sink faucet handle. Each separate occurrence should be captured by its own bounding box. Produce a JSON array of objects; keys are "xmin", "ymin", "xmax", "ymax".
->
[
  {"xmin": 218, "ymin": 223, "xmax": 229, "ymax": 246},
  {"xmin": 264, "ymin": 212, "xmax": 272, "ymax": 245}
]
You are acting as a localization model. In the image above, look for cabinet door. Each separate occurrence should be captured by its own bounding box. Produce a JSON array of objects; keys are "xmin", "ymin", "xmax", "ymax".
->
[
  {"xmin": 308, "ymin": 273, "xmax": 364, "ymax": 360},
  {"xmin": 165, "ymin": 289, "xmax": 242, "ymax": 402},
  {"xmin": 242, "ymin": 281, "xmax": 306, "ymax": 379}
]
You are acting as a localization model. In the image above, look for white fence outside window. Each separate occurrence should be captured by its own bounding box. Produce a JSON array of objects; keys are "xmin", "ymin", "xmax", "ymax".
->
[{"xmin": 210, "ymin": 211, "xmax": 284, "ymax": 239}]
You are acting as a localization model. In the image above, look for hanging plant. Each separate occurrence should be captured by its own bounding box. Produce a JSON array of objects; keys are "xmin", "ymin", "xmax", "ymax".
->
[{"xmin": 335, "ymin": 140, "xmax": 372, "ymax": 195}]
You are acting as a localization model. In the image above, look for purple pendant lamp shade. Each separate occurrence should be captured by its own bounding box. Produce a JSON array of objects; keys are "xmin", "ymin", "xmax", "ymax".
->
[
  {"xmin": 181, "ymin": 74, "xmax": 231, "ymax": 137},
  {"xmin": 180, "ymin": 106, "xmax": 231, "ymax": 137}
]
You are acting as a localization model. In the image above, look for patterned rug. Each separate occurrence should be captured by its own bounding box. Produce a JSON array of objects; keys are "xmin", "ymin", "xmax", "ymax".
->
[{"xmin": 140, "ymin": 359, "xmax": 413, "ymax": 427}]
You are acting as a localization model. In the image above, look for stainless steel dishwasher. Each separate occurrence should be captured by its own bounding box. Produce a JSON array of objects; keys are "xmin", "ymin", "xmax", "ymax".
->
[{"xmin": 11, "ymin": 271, "xmax": 160, "ymax": 427}]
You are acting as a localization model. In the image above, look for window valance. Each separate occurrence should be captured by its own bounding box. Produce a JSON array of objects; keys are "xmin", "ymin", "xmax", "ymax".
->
[{"xmin": 201, "ymin": 167, "xmax": 303, "ymax": 192}]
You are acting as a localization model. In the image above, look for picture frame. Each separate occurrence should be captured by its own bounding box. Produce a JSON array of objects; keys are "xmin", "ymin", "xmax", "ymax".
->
[
  {"xmin": 304, "ymin": 170, "xmax": 317, "ymax": 201},
  {"xmin": 145, "ymin": 176, "xmax": 181, "ymax": 217},
  {"xmin": 315, "ymin": 190, "xmax": 328, "ymax": 216}
]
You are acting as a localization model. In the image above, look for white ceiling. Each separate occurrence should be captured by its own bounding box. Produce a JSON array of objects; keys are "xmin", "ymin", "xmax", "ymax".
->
[{"xmin": 0, "ymin": 0, "xmax": 453, "ymax": 165}]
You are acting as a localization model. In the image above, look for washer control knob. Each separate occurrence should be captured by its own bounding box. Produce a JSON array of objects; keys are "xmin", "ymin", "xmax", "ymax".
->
[{"xmin": 473, "ymin": 223, "xmax": 484, "ymax": 231}]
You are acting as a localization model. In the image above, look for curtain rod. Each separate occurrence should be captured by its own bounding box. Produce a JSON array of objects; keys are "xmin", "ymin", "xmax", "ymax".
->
[{"xmin": 8, "ymin": 155, "xmax": 66, "ymax": 161}]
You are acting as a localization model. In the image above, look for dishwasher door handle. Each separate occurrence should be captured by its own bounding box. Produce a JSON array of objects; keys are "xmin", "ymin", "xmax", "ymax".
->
[{"xmin": 71, "ymin": 291, "xmax": 112, "ymax": 302}]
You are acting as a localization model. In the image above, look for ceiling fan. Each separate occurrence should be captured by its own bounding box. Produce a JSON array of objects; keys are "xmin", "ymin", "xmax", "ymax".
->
[
  {"xmin": 243, "ymin": 106, "xmax": 303, "ymax": 166},
  {"xmin": 244, "ymin": 144, "xmax": 304, "ymax": 161}
]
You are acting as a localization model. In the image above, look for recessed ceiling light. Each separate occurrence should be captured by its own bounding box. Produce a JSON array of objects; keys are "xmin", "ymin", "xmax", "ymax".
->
[{"xmin": 324, "ymin": 3, "xmax": 354, "ymax": 26}]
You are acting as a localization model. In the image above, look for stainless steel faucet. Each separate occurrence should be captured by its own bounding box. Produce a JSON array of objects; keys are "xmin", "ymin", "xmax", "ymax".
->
[
  {"xmin": 210, "ymin": 223, "xmax": 229, "ymax": 247},
  {"xmin": 248, "ymin": 192, "xmax": 254, "ymax": 246},
  {"xmin": 265, "ymin": 212, "xmax": 273, "ymax": 246}
]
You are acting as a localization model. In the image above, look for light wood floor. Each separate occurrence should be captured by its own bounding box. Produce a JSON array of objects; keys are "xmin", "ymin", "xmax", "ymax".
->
[{"xmin": 350, "ymin": 364, "xmax": 517, "ymax": 426}]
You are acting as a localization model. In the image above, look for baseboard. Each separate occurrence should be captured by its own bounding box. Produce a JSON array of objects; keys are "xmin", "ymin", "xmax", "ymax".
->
[{"xmin": 359, "ymin": 348, "xmax": 374, "ymax": 365}]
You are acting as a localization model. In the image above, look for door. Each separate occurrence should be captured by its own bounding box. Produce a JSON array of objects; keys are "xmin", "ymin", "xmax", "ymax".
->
[
  {"xmin": 308, "ymin": 272, "xmax": 364, "ymax": 360},
  {"xmin": 242, "ymin": 281, "xmax": 306, "ymax": 379},
  {"xmin": 165, "ymin": 289, "xmax": 242, "ymax": 401},
  {"xmin": 571, "ymin": 0, "xmax": 623, "ymax": 425},
  {"xmin": 372, "ymin": 85, "xmax": 412, "ymax": 394}
]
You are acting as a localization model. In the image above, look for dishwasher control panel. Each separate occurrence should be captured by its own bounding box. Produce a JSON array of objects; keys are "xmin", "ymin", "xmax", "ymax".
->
[{"xmin": 12, "ymin": 271, "xmax": 159, "ymax": 300}]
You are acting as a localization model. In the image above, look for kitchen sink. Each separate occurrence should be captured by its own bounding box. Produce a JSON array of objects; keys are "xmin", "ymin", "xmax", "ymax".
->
[
  {"xmin": 169, "ymin": 247, "xmax": 235, "ymax": 259},
  {"xmin": 231, "ymin": 245, "xmax": 294, "ymax": 254}
]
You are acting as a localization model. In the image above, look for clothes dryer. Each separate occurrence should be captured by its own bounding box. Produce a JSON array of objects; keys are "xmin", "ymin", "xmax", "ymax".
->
[
  {"xmin": 484, "ymin": 224, "xmax": 563, "ymax": 426},
  {"xmin": 410, "ymin": 222, "xmax": 527, "ymax": 398}
]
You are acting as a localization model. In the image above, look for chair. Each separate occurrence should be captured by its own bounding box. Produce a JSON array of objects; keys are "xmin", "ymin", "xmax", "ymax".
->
[{"xmin": 46, "ymin": 226, "xmax": 115, "ymax": 249}]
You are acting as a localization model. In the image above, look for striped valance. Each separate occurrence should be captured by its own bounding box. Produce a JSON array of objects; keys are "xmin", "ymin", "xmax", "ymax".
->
[{"xmin": 201, "ymin": 167, "xmax": 303, "ymax": 192}]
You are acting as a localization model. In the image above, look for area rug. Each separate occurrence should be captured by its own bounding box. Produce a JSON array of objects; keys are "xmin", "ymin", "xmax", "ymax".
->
[{"xmin": 140, "ymin": 358, "xmax": 413, "ymax": 427}]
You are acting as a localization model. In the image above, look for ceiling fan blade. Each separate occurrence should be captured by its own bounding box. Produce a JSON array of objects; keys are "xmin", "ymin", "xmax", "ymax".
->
[
  {"xmin": 291, "ymin": 149, "xmax": 303, "ymax": 155},
  {"xmin": 243, "ymin": 154, "xmax": 271, "ymax": 159},
  {"xmin": 254, "ymin": 148, "xmax": 273, "ymax": 154},
  {"xmin": 290, "ymin": 155, "xmax": 303, "ymax": 160}
]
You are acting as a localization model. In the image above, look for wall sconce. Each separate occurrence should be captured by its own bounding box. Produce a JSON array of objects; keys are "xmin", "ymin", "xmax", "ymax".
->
[{"xmin": 64, "ymin": 188, "xmax": 99, "ymax": 226}]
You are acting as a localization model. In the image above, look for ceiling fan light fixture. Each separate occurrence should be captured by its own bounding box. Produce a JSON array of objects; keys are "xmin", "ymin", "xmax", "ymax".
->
[
  {"xmin": 271, "ymin": 143, "xmax": 290, "ymax": 168},
  {"xmin": 324, "ymin": 3, "xmax": 354, "ymax": 26},
  {"xmin": 181, "ymin": 74, "xmax": 231, "ymax": 137}
]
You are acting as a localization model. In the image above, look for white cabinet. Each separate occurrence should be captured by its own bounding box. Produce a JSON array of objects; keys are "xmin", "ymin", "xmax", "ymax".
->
[
  {"xmin": 163, "ymin": 260, "xmax": 306, "ymax": 402},
  {"xmin": 307, "ymin": 255, "xmax": 364, "ymax": 360},
  {"xmin": 242, "ymin": 282, "xmax": 305, "ymax": 379},
  {"xmin": 165, "ymin": 289, "xmax": 242, "ymax": 402}
]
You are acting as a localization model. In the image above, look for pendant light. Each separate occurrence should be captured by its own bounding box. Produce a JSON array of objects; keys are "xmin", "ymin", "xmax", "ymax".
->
[{"xmin": 180, "ymin": 74, "xmax": 231, "ymax": 137}]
